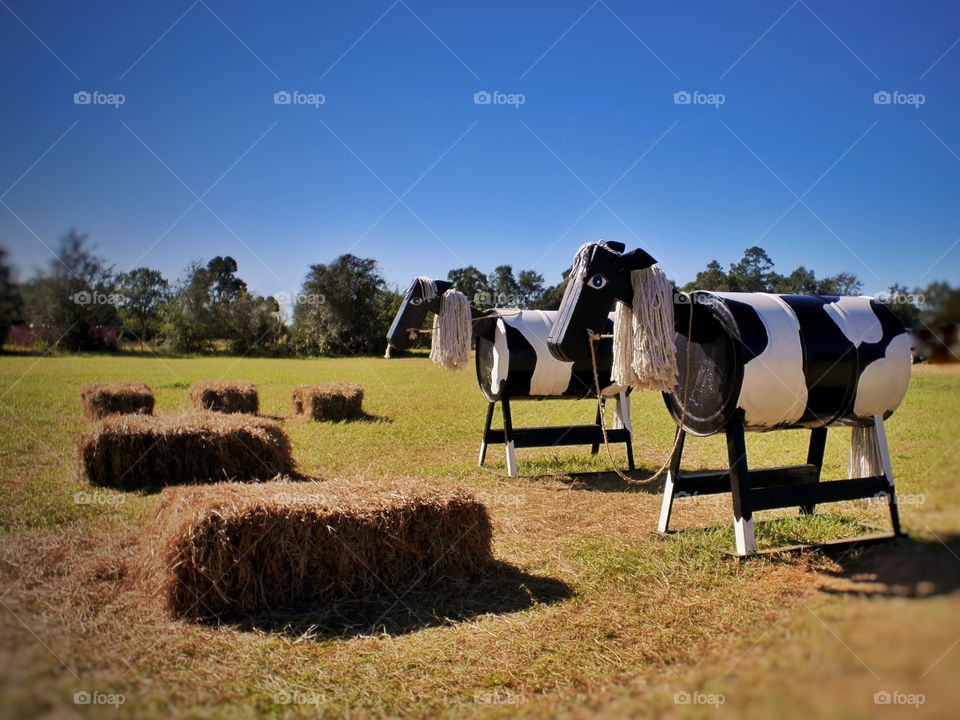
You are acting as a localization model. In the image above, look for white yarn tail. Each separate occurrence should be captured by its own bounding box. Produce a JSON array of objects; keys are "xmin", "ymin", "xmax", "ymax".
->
[
  {"xmin": 612, "ymin": 264, "xmax": 678, "ymax": 391},
  {"xmin": 429, "ymin": 289, "xmax": 472, "ymax": 371},
  {"xmin": 850, "ymin": 424, "xmax": 882, "ymax": 478}
]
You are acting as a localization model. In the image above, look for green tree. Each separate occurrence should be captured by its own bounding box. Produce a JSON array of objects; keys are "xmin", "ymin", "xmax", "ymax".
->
[
  {"xmin": 816, "ymin": 272, "xmax": 862, "ymax": 296},
  {"xmin": 292, "ymin": 254, "xmax": 393, "ymax": 356},
  {"xmin": 161, "ymin": 261, "xmax": 216, "ymax": 353},
  {"xmin": 683, "ymin": 259, "xmax": 732, "ymax": 292},
  {"xmin": 517, "ymin": 269, "xmax": 545, "ymax": 308},
  {"xmin": 447, "ymin": 266, "xmax": 490, "ymax": 307},
  {"xmin": 536, "ymin": 268, "xmax": 571, "ymax": 310},
  {"xmin": 228, "ymin": 292, "xmax": 288, "ymax": 355},
  {"xmin": 115, "ymin": 267, "xmax": 170, "ymax": 345},
  {"xmin": 488, "ymin": 265, "xmax": 520, "ymax": 306},
  {"xmin": 728, "ymin": 246, "xmax": 776, "ymax": 292},
  {"xmin": 773, "ymin": 266, "xmax": 818, "ymax": 294},
  {"xmin": 0, "ymin": 248, "xmax": 22, "ymax": 347},
  {"xmin": 20, "ymin": 230, "xmax": 118, "ymax": 350}
]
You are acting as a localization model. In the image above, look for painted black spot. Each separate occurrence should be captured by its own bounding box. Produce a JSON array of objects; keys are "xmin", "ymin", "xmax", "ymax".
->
[
  {"xmin": 780, "ymin": 295, "xmax": 858, "ymax": 426},
  {"xmin": 858, "ymin": 300, "xmax": 907, "ymax": 370},
  {"xmin": 722, "ymin": 298, "xmax": 768, "ymax": 362}
]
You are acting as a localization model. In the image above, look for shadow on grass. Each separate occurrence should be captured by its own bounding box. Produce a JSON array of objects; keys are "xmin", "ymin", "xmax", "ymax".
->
[
  {"xmin": 818, "ymin": 534, "xmax": 960, "ymax": 599},
  {"xmin": 557, "ymin": 468, "xmax": 666, "ymax": 494},
  {"xmin": 219, "ymin": 561, "xmax": 573, "ymax": 640},
  {"xmin": 289, "ymin": 411, "xmax": 392, "ymax": 424}
]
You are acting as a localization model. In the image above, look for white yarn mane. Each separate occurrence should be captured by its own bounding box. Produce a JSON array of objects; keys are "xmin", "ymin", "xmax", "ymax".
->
[
  {"xmin": 416, "ymin": 276, "xmax": 437, "ymax": 301},
  {"xmin": 612, "ymin": 264, "xmax": 678, "ymax": 392},
  {"xmin": 429, "ymin": 289, "xmax": 472, "ymax": 371}
]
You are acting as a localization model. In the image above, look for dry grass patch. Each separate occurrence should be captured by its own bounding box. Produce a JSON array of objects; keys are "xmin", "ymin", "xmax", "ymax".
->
[
  {"xmin": 293, "ymin": 382, "xmax": 364, "ymax": 421},
  {"xmin": 77, "ymin": 413, "xmax": 293, "ymax": 490},
  {"xmin": 188, "ymin": 381, "xmax": 258, "ymax": 414},
  {"xmin": 80, "ymin": 382, "xmax": 154, "ymax": 420},
  {"xmin": 140, "ymin": 481, "xmax": 493, "ymax": 621}
]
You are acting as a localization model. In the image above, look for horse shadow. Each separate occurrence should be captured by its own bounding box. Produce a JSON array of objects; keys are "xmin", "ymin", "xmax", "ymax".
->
[
  {"xmin": 218, "ymin": 561, "xmax": 573, "ymax": 639},
  {"xmin": 530, "ymin": 467, "xmax": 666, "ymax": 494},
  {"xmin": 818, "ymin": 534, "xmax": 960, "ymax": 599}
]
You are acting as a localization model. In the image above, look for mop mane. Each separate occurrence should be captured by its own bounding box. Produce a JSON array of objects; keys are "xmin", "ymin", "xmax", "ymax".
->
[
  {"xmin": 429, "ymin": 289, "xmax": 472, "ymax": 371},
  {"xmin": 612, "ymin": 264, "xmax": 678, "ymax": 391}
]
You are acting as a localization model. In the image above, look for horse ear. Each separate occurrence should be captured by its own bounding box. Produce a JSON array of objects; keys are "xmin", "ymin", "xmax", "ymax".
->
[
  {"xmin": 606, "ymin": 241, "xmax": 626, "ymax": 253},
  {"xmin": 617, "ymin": 248, "xmax": 657, "ymax": 271}
]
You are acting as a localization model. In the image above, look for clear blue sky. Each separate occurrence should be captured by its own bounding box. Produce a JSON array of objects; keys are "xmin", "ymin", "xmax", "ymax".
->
[{"xmin": 1, "ymin": 0, "xmax": 959, "ymax": 303}]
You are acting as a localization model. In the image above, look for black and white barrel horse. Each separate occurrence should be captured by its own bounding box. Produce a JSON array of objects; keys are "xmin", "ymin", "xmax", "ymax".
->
[
  {"xmin": 385, "ymin": 274, "xmax": 633, "ymax": 477},
  {"xmin": 547, "ymin": 241, "xmax": 912, "ymax": 555}
]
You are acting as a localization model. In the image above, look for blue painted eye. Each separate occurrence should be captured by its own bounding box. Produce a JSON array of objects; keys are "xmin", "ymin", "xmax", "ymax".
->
[
  {"xmin": 588, "ymin": 273, "xmax": 608, "ymax": 289},
  {"xmin": 410, "ymin": 297, "xmax": 423, "ymax": 306}
]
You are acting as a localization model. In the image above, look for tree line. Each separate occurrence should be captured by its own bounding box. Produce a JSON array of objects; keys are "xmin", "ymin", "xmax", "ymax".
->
[{"xmin": 0, "ymin": 231, "xmax": 956, "ymax": 356}]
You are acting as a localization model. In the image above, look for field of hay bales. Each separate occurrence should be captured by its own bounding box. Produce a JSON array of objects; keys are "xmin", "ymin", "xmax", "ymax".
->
[{"xmin": 0, "ymin": 352, "xmax": 959, "ymax": 718}]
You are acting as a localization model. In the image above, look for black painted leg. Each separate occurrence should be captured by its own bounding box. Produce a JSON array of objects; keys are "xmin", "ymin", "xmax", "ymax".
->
[
  {"xmin": 802, "ymin": 426, "xmax": 828, "ymax": 515},
  {"xmin": 478, "ymin": 401, "xmax": 495, "ymax": 467},
  {"xmin": 501, "ymin": 395, "xmax": 517, "ymax": 477},
  {"xmin": 726, "ymin": 419, "xmax": 755, "ymax": 556},
  {"xmin": 590, "ymin": 401, "xmax": 602, "ymax": 455}
]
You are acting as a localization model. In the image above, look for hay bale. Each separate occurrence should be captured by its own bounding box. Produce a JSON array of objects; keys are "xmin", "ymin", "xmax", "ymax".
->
[
  {"xmin": 78, "ymin": 413, "xmax": 293, "ymax": 489},
  {"xmin": 80, "ymin": 382, "xmax": 154, "ymax": 420},
  {"xmin": 293, "ymin": 383, "xmax": 364, "ymax": 421},
  {"xmin": 143, "ymin": 482, "xmax": 493, "ymax": 620},
  {"xmin": 188, "ymin": 381, "xmax": 258, "ymax": 414}
]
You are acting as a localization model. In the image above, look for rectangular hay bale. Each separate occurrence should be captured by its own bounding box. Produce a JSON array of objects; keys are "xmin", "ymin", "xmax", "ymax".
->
[
  {"xmin": 81, "ymin": 382, "xmax": 155, "ymax": 420},
  {"xmin": 189, "ymin": 381, "xmax": 259, "ymax": 414},
  {"xmin": 144, "ymin": 482, "xmax": 494, "ymax": 620},
  {"xmin": 293, "ymin": 382, "xmax": 364, "ymax": 421},
  {"xmin": 78, "ymin": 413, "xmax": 293, "ymax": 489}
]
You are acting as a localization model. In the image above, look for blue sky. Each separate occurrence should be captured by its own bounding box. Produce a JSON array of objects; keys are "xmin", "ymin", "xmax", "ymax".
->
[{"xmin": 1, "ymin": 0, "xmax": 959, "ymax": 303}]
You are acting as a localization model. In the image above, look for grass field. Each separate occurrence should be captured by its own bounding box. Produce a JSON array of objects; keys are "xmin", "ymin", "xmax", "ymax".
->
[{"xmin": 1, "ymin": 352, "xmax": 958, "ymax": 718}]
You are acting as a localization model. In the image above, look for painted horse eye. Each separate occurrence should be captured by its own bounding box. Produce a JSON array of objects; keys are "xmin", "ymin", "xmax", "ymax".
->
[
  {"xmin": 588, "ymin": 273, "xmax": 608, "ymax": 289},
  {"xmin": 410, "ymin": 297, "xmax": 423, "ymax": 306}
]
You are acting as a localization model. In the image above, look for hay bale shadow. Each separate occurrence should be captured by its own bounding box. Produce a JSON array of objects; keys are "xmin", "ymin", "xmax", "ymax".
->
[
  {"xmin": 218, "ymin": 560, "xmax": 572, "ymax": 639},
  {"xmin": 818, "ymin": 534, "xmax": 960, "ymax": 599}
]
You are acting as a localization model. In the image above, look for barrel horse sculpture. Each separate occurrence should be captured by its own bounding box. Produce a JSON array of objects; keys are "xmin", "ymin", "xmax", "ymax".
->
[
  {"xmin": 547, "ymin": 241, "xmax": 912, "ymax": 555},
  {"xmin": 385, "ymin": 261, "xmax": 636, "ymax": 477}
]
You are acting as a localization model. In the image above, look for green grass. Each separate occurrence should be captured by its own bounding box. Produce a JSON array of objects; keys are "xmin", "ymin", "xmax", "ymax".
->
[{"xmin": 0, "ymin": 354, "xmax": 958, "ymax": 718}]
